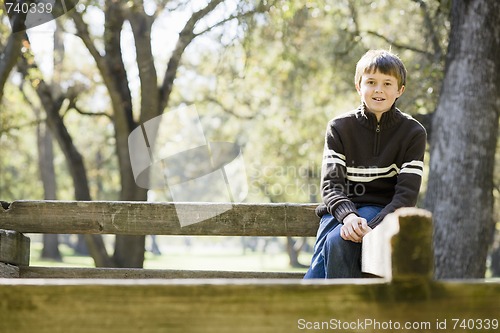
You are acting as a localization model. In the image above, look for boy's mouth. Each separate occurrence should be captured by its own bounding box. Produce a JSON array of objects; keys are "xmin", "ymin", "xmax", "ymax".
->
[{"xmin": 372, "ymin": 97, "xmax": 385, "ymax": 102}]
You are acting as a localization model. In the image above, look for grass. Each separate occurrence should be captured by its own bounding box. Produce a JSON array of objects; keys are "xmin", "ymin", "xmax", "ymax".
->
[
  {"xmin": 27, "ymin": 238, "xmax": 500, "ymax": 279},
  {"xmin": 28, "ymin": 235, "xmax": 311, "ymax": 274}
]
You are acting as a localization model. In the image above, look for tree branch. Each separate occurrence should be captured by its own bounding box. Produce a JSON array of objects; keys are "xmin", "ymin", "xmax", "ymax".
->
[
  {"xmin": 67, "ymin": 102, "xmax": 113, "ymax": 120},
  {"xmin": 68, "ymin": 10, "xmax": 110, "ymax": 81},
  {"xmin": 126, "ymin": 4, "xmax": 160, "ymax": 123},
  {"xmin": 158, "ymin": 0, "xmax": 274, "ymax": 111},
  {"xmin": 104, "ymin": 0, "xmax": 135, "ymax": 131},
  {"xmin": 0, "ymin": 15, "xmax": 27, "ymax": 103},
  {"xmin": 0, "ymin": 119, "xmax": 43, "ymax": 136},
  {"xmin": 159, "ymin": 0, "xmax": 226, "ymax": 111},
  {"xmin": 411, "ymin": 0, "xmax": 445, "ymax": 62},
  {"xmin": 193, "ymin": 5, "xmax": 269, "ymax": 38},
  {"xmin": 204, "ymin": 96, "xmax": 257, "ymax": 120},
  {"xmin": 69, "ymin": 5, "xmax": 133, "ymax": 127},
  {"xmin": 327, "ymin": 0, "xmax": 362, "ymax": 57},
  {"xmin": 364, "ymin": 30, "xmax": 433, "ymax": 57}
]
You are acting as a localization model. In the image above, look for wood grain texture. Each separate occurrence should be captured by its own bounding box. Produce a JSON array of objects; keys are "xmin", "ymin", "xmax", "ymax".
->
[
  {"xmin": 0, "ymin": 279, "xmax": 499, "ymax": 333},
  {"xmin": 0, "ymin": 229, "xmax": 30, "ymax": 265},
  {"xmin": 0, "ymin": 201, "xmax": 319, "ymax": 236},
  {"xmin": 1, "ymin": 205, "xmax": 500, "ymax": 332},
  {"xmin": 0, "ymin": 262, "xmax": 19, "ymax": 278},
  {"xmin": 19, "ymin": 267, "xmax": 305, "ymax": 279}
]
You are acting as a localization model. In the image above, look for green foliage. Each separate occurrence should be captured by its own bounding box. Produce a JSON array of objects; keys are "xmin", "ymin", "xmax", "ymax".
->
[
  {"xmin": 1, "ymin": 0, "xmax": 449, "ymax": 205},
  {"xmin": 173, "ymin": 0, "xmax": 447, "ymax": 203},
  {"xmin": 0, "ymin": 85, "xmax": 43, "ymax": 199}
]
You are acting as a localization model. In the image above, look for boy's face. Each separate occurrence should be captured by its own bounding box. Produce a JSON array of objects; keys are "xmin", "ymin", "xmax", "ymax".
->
[{"xmin": 356, "ymin": 70, "xmax": 405, "ymax": 119}]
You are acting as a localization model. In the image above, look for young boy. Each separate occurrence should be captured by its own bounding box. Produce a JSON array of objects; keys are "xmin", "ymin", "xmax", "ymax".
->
[{"xmin": 304, "ymin": 49, "xmax": 427, "ymax": 279}]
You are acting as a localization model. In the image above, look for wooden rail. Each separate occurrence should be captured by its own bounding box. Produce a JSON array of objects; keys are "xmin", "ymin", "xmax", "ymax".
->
[
  {"xmin": 1, "ymin": 278, "xmax": 499, "ymax": 333},
  {"xmin": 0, "ymin": 200, "xmax": 318, "ymax": 236},
  {"xmin": 1, "ymin": 201, "xmax": 499, "ymax": 333}
]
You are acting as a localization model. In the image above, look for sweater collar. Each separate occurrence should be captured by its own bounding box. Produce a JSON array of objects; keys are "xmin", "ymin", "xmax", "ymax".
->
[{"xmin": 356, "ymin": 103, "xmax": 401, "ymax": 130}]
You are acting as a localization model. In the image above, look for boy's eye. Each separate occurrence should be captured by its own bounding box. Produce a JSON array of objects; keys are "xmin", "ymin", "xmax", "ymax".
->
[
  {"xmin": 384, "ymin": 82, "xmax": 392, "ymax": 86},
  {"xmin": 366, "ymin": 81, "xmax": 374, "ymax": 85}
]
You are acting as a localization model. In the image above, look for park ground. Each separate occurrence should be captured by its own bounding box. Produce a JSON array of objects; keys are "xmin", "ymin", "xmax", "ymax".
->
[{"xmin": 28, "ymin": 235, "xmax": 312, "ymax": 274}]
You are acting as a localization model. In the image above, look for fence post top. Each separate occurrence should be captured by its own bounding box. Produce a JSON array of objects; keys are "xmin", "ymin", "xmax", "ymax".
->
[
  {"xmin": 391, "ymin": 208, "xmax": 434, "ymax": 281},
  {"xmin": 362, "ymin": 207, "xmax": 433, "ymax": 280}
]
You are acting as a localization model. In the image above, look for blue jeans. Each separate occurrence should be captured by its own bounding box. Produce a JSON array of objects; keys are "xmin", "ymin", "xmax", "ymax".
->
[{"xmin": 304, "ymin": 205, "xmax": 383, "ymax": 279}]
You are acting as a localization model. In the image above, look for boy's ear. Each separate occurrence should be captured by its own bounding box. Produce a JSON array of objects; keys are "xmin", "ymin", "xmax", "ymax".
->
[
  {"xmin": 397, "ymin": 85, "xmax": 406, "ymax": 97},
  {"xmin": 355, "ymin": 83, "xmax": 361, "ymax": 94}
]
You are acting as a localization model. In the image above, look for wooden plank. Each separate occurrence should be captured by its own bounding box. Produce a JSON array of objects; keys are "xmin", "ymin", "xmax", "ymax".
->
[
  {"xmin": 0, "ymin": 262, "xmax": 19, "ymax": 278},
  {"xmin": 0, "ymin": 279, "xmax": 499, "ymax": 333},
  {"xmin": 19, "ymin": 267, "xmax": 305, "ymax": 279},
  {"xmin": 0, "ymin": 229, "xmax": 30, "ymax": 266},
  {"xmin": 0, "ymin": 201, "xmax": 319, "ymax": 236}
]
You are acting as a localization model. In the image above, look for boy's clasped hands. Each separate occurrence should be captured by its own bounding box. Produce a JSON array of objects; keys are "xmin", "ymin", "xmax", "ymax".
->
[{"xmin": 340, "ymin": 213, "xmax": 372, "ymax": 243}]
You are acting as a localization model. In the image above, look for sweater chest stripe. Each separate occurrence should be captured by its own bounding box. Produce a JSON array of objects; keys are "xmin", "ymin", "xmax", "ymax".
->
[
  {"xmin": 347, "ymin": 164, "xmax": 399, "ymax": 175},
  {"xmin": 345, "ymin": 160, "xmax": 424, "ymax": 182},
  {"xmin": 346, "ymin": 170, "xmax": 399, "ymax": 183}
]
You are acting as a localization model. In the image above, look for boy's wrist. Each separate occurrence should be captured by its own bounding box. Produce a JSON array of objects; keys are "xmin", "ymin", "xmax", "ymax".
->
[
  {"xmin": 343, "ymin": 213, "xmax": 358, "ymax": 224},
  {"xmin": 334, "ymin": 201, "xmax": 358, "ymax": 223}
]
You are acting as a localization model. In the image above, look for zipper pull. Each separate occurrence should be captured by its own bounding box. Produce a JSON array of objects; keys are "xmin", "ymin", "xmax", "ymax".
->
[{"xmin": 376, "ymin": 124, "xmax": 381, "ymax": 133}]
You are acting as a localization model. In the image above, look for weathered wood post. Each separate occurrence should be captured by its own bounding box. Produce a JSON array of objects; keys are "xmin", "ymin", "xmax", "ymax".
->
[
  {"xmin": 0, "ymin": 229, "xmax": 30, "ymax": 278},
  {"xmin": 390, "ymin": 208, "xmax": 433, "ymax": 281},
  {"xmin": 362, "ymin": 207, "xmax": 433, "ymax": 280}
]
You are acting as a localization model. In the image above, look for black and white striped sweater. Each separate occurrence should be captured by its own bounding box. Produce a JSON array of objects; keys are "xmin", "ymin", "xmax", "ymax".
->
[{"xmin": 315, "ymin": 104, "xmax": 427, "ymax": 228}]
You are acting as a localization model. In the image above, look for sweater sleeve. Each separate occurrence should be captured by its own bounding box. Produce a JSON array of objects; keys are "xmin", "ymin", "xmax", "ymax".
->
[
  {"xmin": 320, "ymin": 121, "xmax": 359, "ymax": 222},
  {"xmin": 367, "ymin": 126, "xmax": 427, "ymax": 228}
]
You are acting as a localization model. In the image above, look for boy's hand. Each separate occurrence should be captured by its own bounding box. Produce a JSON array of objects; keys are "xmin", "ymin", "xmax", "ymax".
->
[{"xmin": 341, "ymin": 213, "xmax": 372, "ymax": 243}]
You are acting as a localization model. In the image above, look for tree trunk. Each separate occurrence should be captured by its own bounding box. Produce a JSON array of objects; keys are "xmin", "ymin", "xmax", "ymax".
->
[
  {"xmin": 36, "ymin": 116, "xmax": 62, "ymax": 261},
  {"xmin": 67, "ymin": 0, "xmax": 265, "ymax": 268},
  {"xmin": 17, "ymin": 34, "xmax": 114, "ymax": 268},
  {"xmin": 286, "ymin": 237, "xmax": 307, "ymax": 268},
  {"xmin": 424, "ymin": 0, "xmax": 500, "ymax": 278},
  {"xmin": 103, "ymin": 0, "xmax": 147, "ymax": 268}
]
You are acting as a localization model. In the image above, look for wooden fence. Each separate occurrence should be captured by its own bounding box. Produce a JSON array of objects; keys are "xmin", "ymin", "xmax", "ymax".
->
[{"xmin": 0, "ymin": 201, "xmax": 499, "ymax": 333}]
